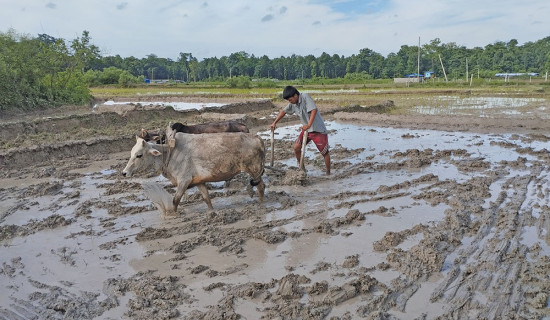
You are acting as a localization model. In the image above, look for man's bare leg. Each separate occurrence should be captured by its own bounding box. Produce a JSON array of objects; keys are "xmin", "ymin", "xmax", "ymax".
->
[{"xmin": 323, "ymin": 152, "xmax": 331, "ymax": 175}]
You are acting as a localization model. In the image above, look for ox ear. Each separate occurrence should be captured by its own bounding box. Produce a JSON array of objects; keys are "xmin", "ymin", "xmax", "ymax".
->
[
  {"xmin": 138, "ymin": 128, "xmax": 147, "ymax": 138},
  {"xmin": 149, "ymin": 149, "xmax": 162, "ymax": 157}
]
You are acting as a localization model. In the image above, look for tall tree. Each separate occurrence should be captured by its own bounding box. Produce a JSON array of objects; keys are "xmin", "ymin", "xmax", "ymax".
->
[{"xmin": 71, "ymin": 30, "xmax": 101, "ymax": 73}]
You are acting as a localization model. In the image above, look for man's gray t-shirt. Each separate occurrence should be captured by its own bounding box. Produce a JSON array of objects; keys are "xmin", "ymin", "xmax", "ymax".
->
[{"xmin": 283, "ymin": 93, "xmax": 327, "ymax": 134}]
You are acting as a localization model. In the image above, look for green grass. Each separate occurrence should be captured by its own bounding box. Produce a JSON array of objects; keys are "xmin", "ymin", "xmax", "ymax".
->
[
  {"xmin": 90, "ymin": 84, "xmax": 282, "ymax": 98},
  {"xmin": 91, "ymin": 78, "xmax": 550, "ymax": 98}
]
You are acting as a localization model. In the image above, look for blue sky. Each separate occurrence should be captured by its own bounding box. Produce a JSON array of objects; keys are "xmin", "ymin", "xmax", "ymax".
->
[
  {"xmin": 314, "ymin": 0, "xmax": 389, "ymax": 16},
  {"xmin": 1, "ymin": 0, "xmax": 548, "ymax": 60}
]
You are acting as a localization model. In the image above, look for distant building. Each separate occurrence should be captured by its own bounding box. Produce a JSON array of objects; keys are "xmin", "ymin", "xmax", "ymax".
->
[
  {"xmin": 394, "ymin": 71, "xmax": 434, "ymax": 83},
  {"xmin": 404, "ymin": 73, "xmax": 423, "ymax": 78}
]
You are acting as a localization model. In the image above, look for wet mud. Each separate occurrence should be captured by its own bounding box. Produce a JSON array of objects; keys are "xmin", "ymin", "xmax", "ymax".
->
[{"xmin": 1, "ymin": 97, "xmax": 550, "ymax": 319}]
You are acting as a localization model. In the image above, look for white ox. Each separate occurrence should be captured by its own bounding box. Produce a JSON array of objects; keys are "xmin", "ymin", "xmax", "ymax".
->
[{"xmin": 122, "ymin": 132, "xmax": 265, "ymax": 215}]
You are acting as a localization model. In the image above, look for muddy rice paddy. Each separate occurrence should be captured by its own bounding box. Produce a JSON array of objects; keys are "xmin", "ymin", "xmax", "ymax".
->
[{"xmin": 1, "ymin": 93, "xmax": 550, "ymax": 319}]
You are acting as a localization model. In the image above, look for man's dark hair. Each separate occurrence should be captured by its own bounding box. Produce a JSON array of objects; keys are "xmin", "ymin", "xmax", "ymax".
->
[{"xmin": 282, "ymin": 86, "xmax": 299, "ymax": 100}]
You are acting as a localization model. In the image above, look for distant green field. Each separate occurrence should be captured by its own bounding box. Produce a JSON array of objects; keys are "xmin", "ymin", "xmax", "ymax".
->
[
  {"xmin": 90, "ymin": 79, "xmax": 549, "ymax": 114},
  {"xmin": 91, "ymin": 77, "xmax": 550, "ymax": 98},
  {"xmin": 91, "ymin": 85, "xmax": 280, "ymax": 98}
]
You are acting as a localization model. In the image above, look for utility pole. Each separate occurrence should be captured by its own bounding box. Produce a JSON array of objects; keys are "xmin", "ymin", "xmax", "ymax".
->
[
  {"xmin": 466, "ymin": 58, "xmax": 471, "ymax": 85},
  {"xmin": 439, "ymin": 54, "xmax": 448, "ymax": 82},
  {"xmin": 417, "ymin": 37, "xmax": 420, "ymax": 82}
]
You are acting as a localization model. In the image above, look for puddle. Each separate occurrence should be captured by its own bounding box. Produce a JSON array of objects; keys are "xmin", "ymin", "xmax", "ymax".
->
[
  {"xmin": 98, "ymin": 100, "xmax": 226, "ymax": 111},
  {"xmin": 259, "ymin": 121, "xmax": 535, "ymax": 173},
  {"xmin": 414, "ymin": 96, "xmax": 547, "ymax": 118}
]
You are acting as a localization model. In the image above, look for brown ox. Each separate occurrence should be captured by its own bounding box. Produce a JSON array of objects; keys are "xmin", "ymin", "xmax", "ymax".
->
[
  {"xmin": 138, "ymin": 120, "xmax": 249, "ymax": 144},
  {"xmin": 122, "ymin": 132, "xmax": 265, "ymax": 215}
]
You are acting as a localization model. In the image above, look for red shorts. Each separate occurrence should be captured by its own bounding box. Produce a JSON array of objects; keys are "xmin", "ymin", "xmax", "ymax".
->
[{"xmin": 296, "ymin": 131, "xmax": 329, "ymax": 155}]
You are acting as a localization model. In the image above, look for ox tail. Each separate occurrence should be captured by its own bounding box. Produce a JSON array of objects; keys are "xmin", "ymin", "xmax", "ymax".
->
[
  {"xmin": 142, "ymin": 182, "xmax": 176, "ymax": 216},
  {"xmin": 250, "ymin": 168, "xmax": 265, "ymax": 186}
]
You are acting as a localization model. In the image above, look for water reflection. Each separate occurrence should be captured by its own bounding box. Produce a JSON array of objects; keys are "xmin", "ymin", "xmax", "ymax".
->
[
  {"xmin": 259, "ymin": 120, "xmax": 534, "ymax": 168},
  {"xmin": 100, "ymin": 100, "xmax": 226, "ymax": 111},
  {"xmin": 413, "ymin": 96, "xmax": 547, "ymax": 117}
]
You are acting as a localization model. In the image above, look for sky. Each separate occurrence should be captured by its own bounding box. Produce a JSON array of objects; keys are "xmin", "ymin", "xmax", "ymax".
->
[{"xmin": 1, "ymin": 0, "xmax": 549, "ymax": 61}]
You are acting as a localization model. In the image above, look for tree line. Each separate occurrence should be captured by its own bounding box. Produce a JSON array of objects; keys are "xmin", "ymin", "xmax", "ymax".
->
[
  {"xmin": 1, "ymin": 28, "xmax": 550, "ymax": 111},
  {"xmin": 98, "ymin": 37, "xmax": 550, "ymax": 83}
]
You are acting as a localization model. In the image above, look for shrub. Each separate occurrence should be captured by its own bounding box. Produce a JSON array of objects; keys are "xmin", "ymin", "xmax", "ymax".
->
[
  {"xmin": 118, "ymin": 71, "xmax": 141, "ymax": 88},
  {"xmin": 226, "ymin": 76, "xmax": 251, "ymax": 88}
]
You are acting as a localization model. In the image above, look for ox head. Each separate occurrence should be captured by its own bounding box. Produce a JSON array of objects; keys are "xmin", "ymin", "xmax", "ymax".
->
[
  {"xmin": 137, "ymin": 128, "xmax": 150, "ymax": 141},
  {"xmin": 138, "ymin": 128, "xmax": 164, "ymax": 143},
  {"xmin": 122, "ymin": 136, "xmax": 163, "ymax": 177}
]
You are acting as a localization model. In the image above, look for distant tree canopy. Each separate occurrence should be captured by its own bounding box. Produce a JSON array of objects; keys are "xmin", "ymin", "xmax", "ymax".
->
[
  {"xmin": 93, "ymin": 37, "xmax": 550, "ymax": 82},
  {"xmin": 1, "ymin": 28, "xmax": 550, "ymax": 111}
]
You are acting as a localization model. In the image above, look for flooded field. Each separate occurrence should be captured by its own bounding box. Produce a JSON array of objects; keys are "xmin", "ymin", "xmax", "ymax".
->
[
  {"xmin": 98, "ymin": 100, "xmax": 227, "ymax": 111},
  {"xmin": 413, "ymin": 96, "xmax": 548, "ymax": 118},
  {"xmin": 2, "ymin": 94, "xmax": 550, "ymax": 319}
]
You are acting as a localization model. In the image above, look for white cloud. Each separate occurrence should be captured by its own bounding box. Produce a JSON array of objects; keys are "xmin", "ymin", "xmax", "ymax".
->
[{"xmin": 1, "ymin": 0, "xmax": 548, "ymax": 60}]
